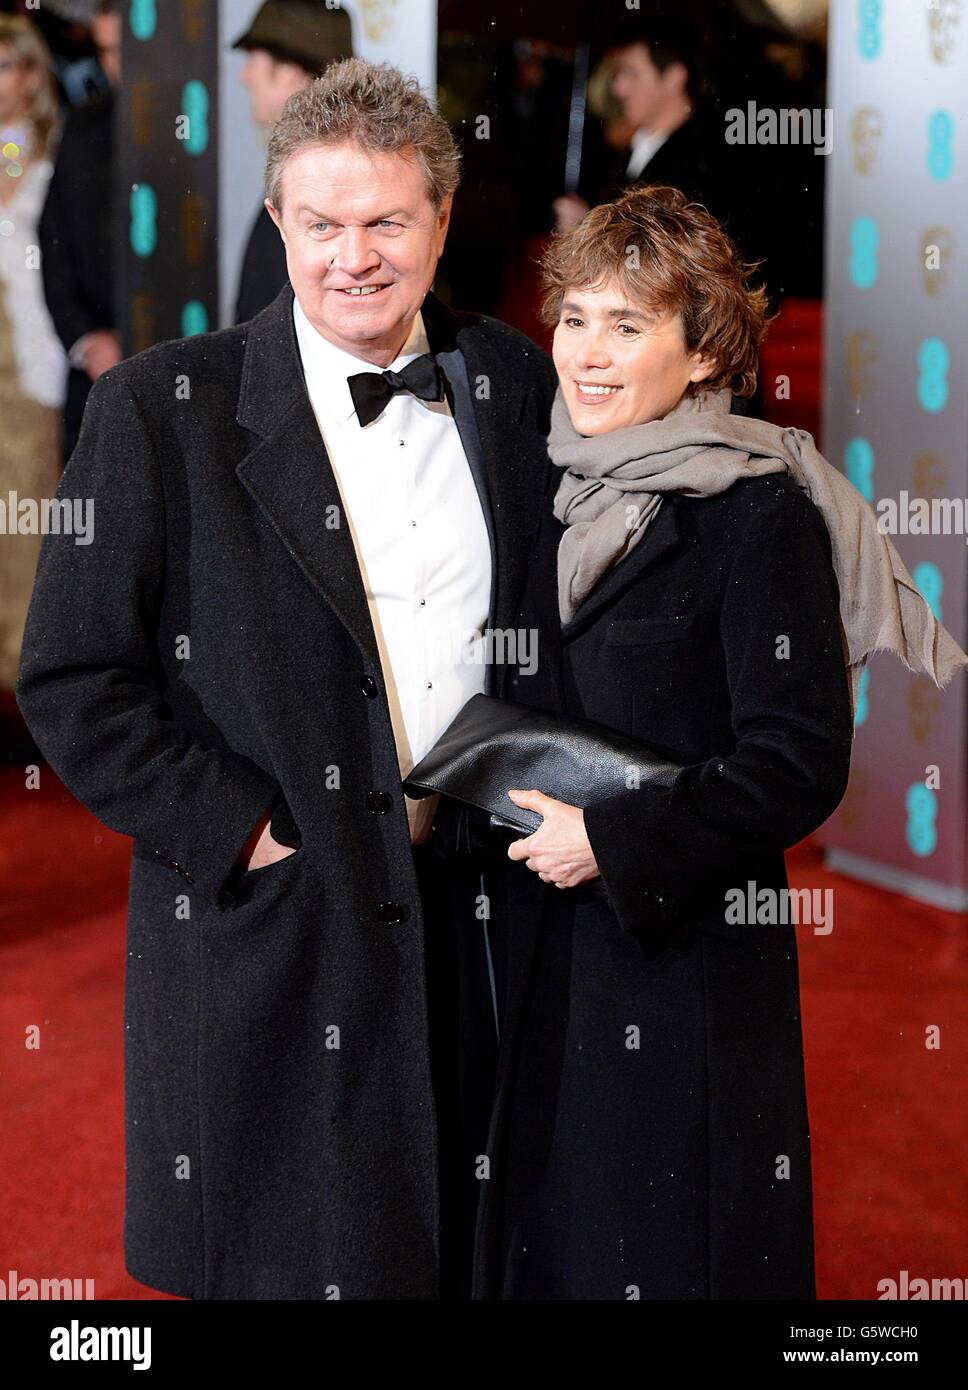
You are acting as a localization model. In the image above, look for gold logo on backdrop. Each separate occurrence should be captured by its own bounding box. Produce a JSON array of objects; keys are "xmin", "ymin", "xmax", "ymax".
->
[
  {"xmin": 360, "ymin": 0, "xmax": 398, "ymax": 41},
  {"xmin": 180, "ymin": 192, "xmax": 206, "ymax": 266},
  {"xmin": 179, "ymin": 0, "xmax": 207, "ymax": 44},
  {"xmin": 927, "ymin": 0, "xmax": 962, "ymax": 63},
  {"xmin": 908, "ymin": 676, "xmax": 942, "ymax": 742},
  {"xmin": 130, "ymin": 294, "xmax": 157, "ymax": 355},
  {"xmin": 851, "ymin": 107, "xmax": 883, "ymax": 175},
  {"xmin": 131, "ymin": 79, "xmax": 156, "ymax": 149},
  {"xmin": 922, "ymin": 226, "xmax": 953, "ymax": 296},
  {"xmin": 912, "ymin": 452, "xmax": 947, "ymax": 499},
  {"xmin": 179, "ymin": 0, "xmax": 208, "ymax": 43},
  {"xmin": 835, "ymin": 766, "xmax": 870, "ymax": 833},
  {"xmin": 844, "ymin": 333, "xmax": 877, "ymax": 397}
]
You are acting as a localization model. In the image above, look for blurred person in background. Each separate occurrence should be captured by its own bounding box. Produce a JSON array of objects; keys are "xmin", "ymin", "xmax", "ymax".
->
[
  {"xmin": 232, "ymin": 0, "xmax": 354, "ymax": 325},
  {"xmin": 554, "ymin": 19, "xmax": 723, "ymax": 236},
  {"xmin": 0, "ymin": 12, "xmax": 68, "ymax": 744},
  {"xmin": 37, "ymin": 0, "xmax": 120, "ymax": 467}
]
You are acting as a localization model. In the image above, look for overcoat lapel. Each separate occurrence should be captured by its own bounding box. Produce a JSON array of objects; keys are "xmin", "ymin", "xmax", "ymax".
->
[
  {"xmin": 235, "ymin": 283, "xmax": 383, "ymax": 675},
  {"xmin": 422, "ymin": 289, "xmax": 546, "ymax": 698}
]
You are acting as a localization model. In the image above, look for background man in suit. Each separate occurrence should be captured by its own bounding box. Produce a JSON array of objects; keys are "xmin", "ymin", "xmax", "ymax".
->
[
  {"xmin": 232, "ymin": 0, "xmax": 354, "ymax": 325},
  {"xmin": 17, "ymin": 58, "xmax": 556, "ymax": 1299},
  {"xmin": 553, "ymin": 18, "xmax": 721, "ymax": 234},
  {"xmin": 38, "ymin": 0, "xmax": 120, "ymax": 466}
]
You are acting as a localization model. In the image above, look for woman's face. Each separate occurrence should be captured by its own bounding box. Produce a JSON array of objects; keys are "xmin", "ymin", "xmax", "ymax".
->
[
  {"xmin": 0, "ymin": 46, "xmax": 36, "ymax": 126},
  {"xmin": 552, "ymin": 278, "xmax": 715, "ymax": 436}
]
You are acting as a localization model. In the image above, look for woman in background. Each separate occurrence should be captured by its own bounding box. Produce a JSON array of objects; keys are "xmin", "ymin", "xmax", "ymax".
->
[{"xmin": 0, "ymin": 14, "xmax": 68, "ymax": 704}]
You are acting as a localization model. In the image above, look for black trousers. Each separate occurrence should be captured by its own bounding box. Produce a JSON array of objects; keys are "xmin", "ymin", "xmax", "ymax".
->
[{"xmin": 413, "ymin": 833, "xmax": 499, "ymax": 1300}]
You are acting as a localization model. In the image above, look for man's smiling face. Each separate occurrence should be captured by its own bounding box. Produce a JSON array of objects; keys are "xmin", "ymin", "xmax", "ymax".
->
[{"xmin": 265, "ymin": 140, "xmax": 452, "ymax": 367}]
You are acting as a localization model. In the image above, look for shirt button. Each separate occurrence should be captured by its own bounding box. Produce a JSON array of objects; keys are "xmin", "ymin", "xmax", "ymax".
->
[
  {"xmin": 366, "ymin": 791, "xmax": 392, "ymax": 814},
  {"xmin": 426, "ymin": 681, "xmax": 433, "ymax": 690},
  {"xmin": 377, "ymin": 901, "xmax": 408, "ymax": 926},
  {"xmin": 419, "ymin": 598, "xmax": 426, "ymax": 607},
  {"xmin": 360, "ymin": 675, "xmax": 378, "ymax": 699}
]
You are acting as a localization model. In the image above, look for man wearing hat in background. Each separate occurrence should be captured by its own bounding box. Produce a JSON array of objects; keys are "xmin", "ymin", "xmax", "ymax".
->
[{"xmin": 232, "ymin": 0, "xmax": 354, "ymax": 324}]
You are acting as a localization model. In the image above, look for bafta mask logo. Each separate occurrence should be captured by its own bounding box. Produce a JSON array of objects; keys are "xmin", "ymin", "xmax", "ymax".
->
[
  {"xmin": 361, "ymin": 0, "xmax": 398, "ymax": 41},
  {"xmin": 179, "ymin": 0, "xmax": 207, "ymax": 44},
  {"xmin": 131, "ymin": 294, "xmax": 158, "ymax": 356},
  {"xmin": 927, "ymin": 0, "xmax": 962, "ymax": 64},
  {"xmin": 845, "ymin": 332, "xmax": 878, "ymax": 398},
  {"xmin": 908, "ymin": 676, "xmax": 942, "ymax": 742},
  {"xmin": 912, "ymin": 451, "xmax": 947, "ymax": 499},
  {"xmin": 851, "ymin": 107, "xmax": 883, "ymax": 175},
  {"xmin": 180, "ymin": 192, "xmax": 206, "ymax": 267},
  {"xmin": 922, "ymin": 226, "xmax": 953, "ymax": 295},
  {"xmin": 835, "ymin": 766, "xmax": 870, "ymax": 833},
  {"xmin": 131, "ymin": 79, "xmax": 156, "ymax": 150}
]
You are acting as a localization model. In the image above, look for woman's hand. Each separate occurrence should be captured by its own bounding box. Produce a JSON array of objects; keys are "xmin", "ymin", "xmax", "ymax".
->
[{"xmin": 506, "ymin": 789, "xmax": 600, "ymax": 889}]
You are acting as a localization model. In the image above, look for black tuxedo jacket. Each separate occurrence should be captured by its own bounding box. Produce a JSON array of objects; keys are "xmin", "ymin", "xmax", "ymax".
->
[{"xmin": 17, "ymin": 281, "xmax": 556, "ymax": 1300}]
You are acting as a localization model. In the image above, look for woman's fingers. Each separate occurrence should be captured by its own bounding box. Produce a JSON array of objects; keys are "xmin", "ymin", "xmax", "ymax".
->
[{"xmin": 507, "ymin": 787, "xmax": 553, "ymax": 815}]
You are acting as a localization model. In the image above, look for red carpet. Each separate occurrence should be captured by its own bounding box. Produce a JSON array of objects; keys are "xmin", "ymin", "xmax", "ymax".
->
[{"xmin": 1, "ymin": 760, "xmax": 964, "ymax": 1300}]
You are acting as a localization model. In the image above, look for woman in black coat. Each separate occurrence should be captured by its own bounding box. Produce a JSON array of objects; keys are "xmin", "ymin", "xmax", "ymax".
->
[{"xmin": 474, "ymin": 185, "xmax": 858, "ymax": 1301}]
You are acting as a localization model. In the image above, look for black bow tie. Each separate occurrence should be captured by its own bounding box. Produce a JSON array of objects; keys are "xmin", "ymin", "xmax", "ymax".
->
[{"xmin": 346, "ymin": 353, "xmax": 445, "ymax": 427}]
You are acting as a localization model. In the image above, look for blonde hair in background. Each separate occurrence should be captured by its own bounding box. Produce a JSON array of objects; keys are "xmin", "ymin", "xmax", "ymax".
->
[{"xmin": 0, "ymin": 14, "xmax": 60, "ymax": 164}]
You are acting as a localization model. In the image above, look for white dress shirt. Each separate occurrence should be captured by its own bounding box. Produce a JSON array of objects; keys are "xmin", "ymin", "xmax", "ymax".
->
[
  {"xmin": 292, "ymin": 293, "xmax": 492, "ymax": 825},
  {"xmin": 625, "ymin": 127, "xmax": 671, "ymax": 181}
]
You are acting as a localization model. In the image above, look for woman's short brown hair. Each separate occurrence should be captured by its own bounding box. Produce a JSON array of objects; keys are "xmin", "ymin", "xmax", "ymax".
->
[{"xmin": 539, "ymin": 185, "xmax": 772, "ymax": 398}]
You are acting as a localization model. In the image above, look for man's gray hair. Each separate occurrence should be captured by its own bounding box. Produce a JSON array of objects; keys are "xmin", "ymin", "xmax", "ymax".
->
[{"xmin": 265, "ymin": 57, "xmax": 461, "ymax": 213}]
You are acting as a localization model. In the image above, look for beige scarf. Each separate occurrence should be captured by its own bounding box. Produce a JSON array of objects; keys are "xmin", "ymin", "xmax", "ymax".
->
[{"xmin": 548, "ymin": 385, "xmax": 968, "ymax": 721}]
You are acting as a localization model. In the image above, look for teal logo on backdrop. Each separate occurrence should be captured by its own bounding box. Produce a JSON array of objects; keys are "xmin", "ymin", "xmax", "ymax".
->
[
  {"xmin": 849, "ymin": 217, "xmax": 879, "ymax": 288},
  {"xmin": 129, "ymin": 183, "xmax": 157, "ymax": 257},
  {"xmin": 130, "ymin": 0, "xmax": 157, "ymax": 41},
  {"xmin": 854, "ymin": 668, "xmax": 870, "ymax": 728},
  {"xmin": 912, "ymin": 561, "xmax": 943, "ymax": 620},
  {"xmin": 857, "ymin": 0, "xmax": 882, "ymax": 59},
  {"xmin": 916, "ymin": 338, "xmax": 949, "ymax": 411},
  {"xmin": 845, "ymin": 437, "xmax": 875, "ymax": 498},
  {"xmin": 181, "ymin": 301, "xmax": 208, "ymax": 336},
  {"xmin": 181, "ymin": 82, "xmax": 210, "ymax": 156},
  {"xmin": 927, "ymin": 110, "xmax": 954, "ymax": 180},
  {"xmin": 905, "ymin": 783, "xmax": 937, "ymax": 856}
]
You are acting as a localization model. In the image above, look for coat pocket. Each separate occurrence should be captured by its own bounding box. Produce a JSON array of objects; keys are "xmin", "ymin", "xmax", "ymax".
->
[{"xmin": 605, "ymin": 615, "xmax": 698, "ymax": 647}]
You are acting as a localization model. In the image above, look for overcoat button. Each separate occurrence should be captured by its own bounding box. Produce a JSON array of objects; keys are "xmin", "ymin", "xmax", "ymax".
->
[
  {"xmin": 366, "ymin": 791, "xmax": 392, "ymax": 813},
  {"xmin": 360, "ymin": 675, "xmax": 378, "ymax": 699},
  {"xmin": 377, "ymin": 902, "xmax": 408, "ymax": 926}
]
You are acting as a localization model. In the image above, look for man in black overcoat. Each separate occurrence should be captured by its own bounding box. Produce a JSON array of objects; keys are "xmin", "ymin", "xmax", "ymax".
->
[
  {"xmin": 38, "ymin": 2, "xmax": 122, "ymax": 467},
  {"xmin": 17, "ymin": 58, "xmax": 555, "ymax": 1300}
]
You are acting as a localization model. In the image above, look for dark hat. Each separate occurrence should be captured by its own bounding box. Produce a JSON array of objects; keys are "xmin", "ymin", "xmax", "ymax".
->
[{"xmin": 232, "ymin": 0, "xmax": 354, "ymax": 77}]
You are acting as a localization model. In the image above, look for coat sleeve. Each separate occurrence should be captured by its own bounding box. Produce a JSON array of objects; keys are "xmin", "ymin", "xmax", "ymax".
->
[
  {"xmin": 16, "ymin": 368, "xmax": 283, "ymax": 907},
  {"xmin": 581, "ymin": 482, "xmax": 855, "ymax": 935},
  {"xmin": 38, "ymin": 124, "xmax": 103, "ymax": 354}
]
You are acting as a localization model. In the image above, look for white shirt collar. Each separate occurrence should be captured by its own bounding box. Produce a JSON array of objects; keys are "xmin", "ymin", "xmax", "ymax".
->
[
  {"xmin": 292, "ymin": 292, "xmax": 431, "ymax": 423},
  {"xmin": 625, "ymin": 126, "xmax": 671, "ymax": 180}
]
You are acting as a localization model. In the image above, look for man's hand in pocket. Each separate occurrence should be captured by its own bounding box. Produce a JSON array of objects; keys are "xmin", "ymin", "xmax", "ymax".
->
[{"xmin": 238, "ymin": 810, "xmax": 298, "ymax": 872}]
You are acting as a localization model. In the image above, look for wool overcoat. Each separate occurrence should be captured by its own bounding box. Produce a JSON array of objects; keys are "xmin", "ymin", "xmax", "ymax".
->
[
  {"xmin": 16, "ymin": 281, "xmax": 556, "ymax": 1300},
  {"xmin": 473, "ymin": 463, "xmax": 855, "ymax": 1300}
]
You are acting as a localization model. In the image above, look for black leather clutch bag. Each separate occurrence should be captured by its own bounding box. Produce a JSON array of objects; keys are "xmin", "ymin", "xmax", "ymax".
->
[{"xmin": 403, "ymin": 693, "xmax": 683, "ymax": 836}]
